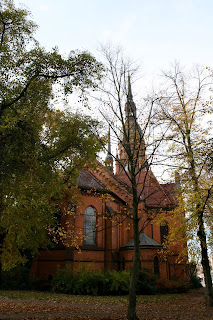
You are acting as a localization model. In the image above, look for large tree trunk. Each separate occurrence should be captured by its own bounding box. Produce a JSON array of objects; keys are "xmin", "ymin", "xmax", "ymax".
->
[
  {"xmin": 187, "ymin": 136, "xmax": 213, "ymax": 306},
  {"xmin": 127, "ymin": 186, "xmax": 140, "ymax": 320},
  {"xmin": 197, "ymin": 213, "xmax": 213, "ymax": 306}
]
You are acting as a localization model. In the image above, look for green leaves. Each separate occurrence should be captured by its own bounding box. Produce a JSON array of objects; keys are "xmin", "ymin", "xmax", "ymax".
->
[
  {"xmin": 0, "ymin": 0, "xmax": 103, "ymax": 270},
  {"xmin": 0, "ymin": 0, "xmax": 103, "ymax": 112}
]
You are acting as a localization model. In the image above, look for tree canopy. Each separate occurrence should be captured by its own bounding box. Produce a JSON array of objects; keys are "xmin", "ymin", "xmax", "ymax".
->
[
  {"xmin": 154, "ymin": 64, "xmax": 213, "ymax": 306},
  {"xmin": 0, "ymin": 0, "xmax": 103, "ymax": 270}
]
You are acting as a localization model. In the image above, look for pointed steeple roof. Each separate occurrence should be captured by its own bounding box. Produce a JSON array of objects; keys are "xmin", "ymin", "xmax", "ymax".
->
[
  {"xmin": 107, "ymin": 127, "xmax": 112, "ymax": 155},
  {"xmin": 125, "ymin": 74, "xmax": 136, "ymax": 118},
  {"xmin": 127, "ymin": 74, "xmax": 134, "ymax": 103},
  {"xmin": 116, "ymin": 74, "xmax": 146, "ymax": 173},
  {"xmin": 105, "ymin": 127, "xmax": 113, "ymax": 172}
]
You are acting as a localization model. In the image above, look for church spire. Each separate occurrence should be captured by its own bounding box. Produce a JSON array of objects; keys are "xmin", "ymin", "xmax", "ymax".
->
[
  {"xmin": 105, "ymin": 127, "xmax": 113, "ymax": 172},
  {"xmin": 107, "ymin": 127, "xmax": 111, "ymax": 155},
  {"xmin": 127, "ymin": 74, "xmax": 133, "ymax": 102},
  {"xmin": 116, "ymin": 75, "xmax": 146, "ymax": 175},
  {"xmin": 125, "ymin": 74, "xmax": 136, "ymax": 118}
]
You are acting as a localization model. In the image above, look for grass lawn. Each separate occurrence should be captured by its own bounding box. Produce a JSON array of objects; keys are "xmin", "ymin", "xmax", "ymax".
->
[
  {"xmin": 0, "ymin": 288, "xmax": 209, "ymax": 320},
  {"xmin": 0, "ymin": 289, "xmax": 181, "ymax": 304}
]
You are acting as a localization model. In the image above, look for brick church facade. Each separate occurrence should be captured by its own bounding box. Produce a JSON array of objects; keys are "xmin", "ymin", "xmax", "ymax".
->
[{"xmin": 31, "ymin": 79, "xmax": 188, "ymax": 283}]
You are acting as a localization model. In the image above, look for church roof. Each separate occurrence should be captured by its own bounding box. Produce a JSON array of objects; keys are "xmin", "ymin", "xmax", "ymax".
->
[
  {"xmin": 116, "ymin": 170, "xmax": 175, "ymax": 209},
  {"xmin": 77, "ymin": 169, "xmax": 106, "ymax": 191},
  {"xmin": 77, "ymin": 163, "xmax": 175, "ymax": 210},
  {"xmin": 141, "ymin": 171, "xmax": 175, "ymax": 208},
  {"xmin": 77, "ymin": 167, "xmax": 131, "ymax": 204},
  {"xmin": 121, "ymin": 232, "xmax": 162, "ymax": 249},
  {"xmin": 160, "ymin": 183, "xmax": 176, "ymax": 204}
]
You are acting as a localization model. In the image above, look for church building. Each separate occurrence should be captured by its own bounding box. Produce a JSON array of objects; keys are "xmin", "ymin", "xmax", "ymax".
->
[{"xmin": 31, "ymin": 78, "xmax": 188, "ymax": 283}]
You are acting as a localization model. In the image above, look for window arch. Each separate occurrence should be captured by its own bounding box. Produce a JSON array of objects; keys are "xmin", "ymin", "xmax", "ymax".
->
[
  {"xmin": 84, "ymin": 206, "xmax": 96, "ymax": 245},
  {"xmin": 154, "ymin": 256, "xmax": 160, "ymax": 276}
]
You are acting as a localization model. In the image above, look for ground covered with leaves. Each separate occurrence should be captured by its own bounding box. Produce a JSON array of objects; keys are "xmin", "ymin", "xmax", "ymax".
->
[{"xmin": 0, "ymin": 288, "xmax": 212, "ymax": 319}]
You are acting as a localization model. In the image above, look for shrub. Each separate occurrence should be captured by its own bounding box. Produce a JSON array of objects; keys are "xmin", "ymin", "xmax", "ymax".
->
[
  {"xmin": 51, "ymin": 267, "xmax": 191, "ymax": 296},
  {"xmin": 51, "ymin": 266, "xmax": 105, "ymax": 295},
  {"xmin": 0, "ymin": 265, "xmax": 30, "ymax": 290},
  {"xmin": 28, "ymin": 275, "xmax": 47, "ymax": 291},
  {"xmin": 51, "ymin": 268, "xmax": 75, "ymax": 294},
  {"xmin": 104, "ymin": 270, "xmax": 130, "ymax": 295},
  {"xmin": 136, "ymin": 268, "xmax": 157, "ymax": 295},
  {"xmin": 51, "ymin": 267, "xmax": 130, "ymax": 295},
  {"xmin": 73, "ymin": 268, "xmax": 105, "ymax": 295},
  {"xmin": 190, "ymin": 274, "xmax": 202, "ymax": 289},
  {"xmin": 188, "ymin": 261, "xmax": 203, "ymax": 289},
  {"xmin": 156, "ymin": 280, "xmax": 190, "ymax": 294}
]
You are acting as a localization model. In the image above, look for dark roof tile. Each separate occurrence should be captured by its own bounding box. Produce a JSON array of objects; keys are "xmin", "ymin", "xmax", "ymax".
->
[
  {"xmin": 77, "ymin": 169, "xmax": 106, "ymax": 190},
  {"xmin": 121, "ymin": 232, "xmax": 162, "ymax": 249}
]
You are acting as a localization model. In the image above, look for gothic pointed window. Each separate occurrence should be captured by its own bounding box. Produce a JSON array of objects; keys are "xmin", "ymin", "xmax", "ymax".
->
[{"xmin": 84, "ymin": 206, "xmax": 96, "ymax": 245}]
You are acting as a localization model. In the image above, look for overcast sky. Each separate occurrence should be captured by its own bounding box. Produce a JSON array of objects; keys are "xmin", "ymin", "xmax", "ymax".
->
[
  {"xmin": 14, "ymin": 0, "xmax": 212, "ymax": 80},
  {"xmin": 12, "ymin": 0, "xmax": 212, "ymax": 179}
]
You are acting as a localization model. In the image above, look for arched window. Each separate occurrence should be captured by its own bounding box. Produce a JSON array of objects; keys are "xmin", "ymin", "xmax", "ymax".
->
[
  {"xmin": 154, "ymin": 256, "xmax": 160, "ymax": 276},
  {"xmin": 84, "ymin": 206, "xmax": 96, "ymax": 245}
]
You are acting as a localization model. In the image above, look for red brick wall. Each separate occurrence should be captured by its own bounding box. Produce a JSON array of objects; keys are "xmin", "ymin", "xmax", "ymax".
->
[{"xmin": 31, "ymin": 183, "xmax": 188, "ymax": 283}]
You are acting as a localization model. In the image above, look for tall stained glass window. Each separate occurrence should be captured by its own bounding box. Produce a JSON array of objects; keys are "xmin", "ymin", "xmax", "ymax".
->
[{"xmin": 84, "ymin": 206, "xmax": 96, "ymax": 245}]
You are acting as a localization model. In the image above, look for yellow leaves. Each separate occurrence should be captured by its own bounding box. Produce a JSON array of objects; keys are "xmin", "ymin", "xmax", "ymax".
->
[
  {"xmin": 101, "ymin": 193, "xmax": 115, "ymax": 202},
  {"xmin": 125, "ymin": 226, "xmax": 131, "ymax": 231},
  {"xmin": 125, "ymin": 223, "xmax": 131, "ymax": 230}
]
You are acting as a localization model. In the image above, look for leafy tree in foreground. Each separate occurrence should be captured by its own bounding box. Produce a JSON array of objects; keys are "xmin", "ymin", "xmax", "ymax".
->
[
  {"xmin": 0, "ymin": 0, "xmax": 102, "ymax": 270},
  {"xmin": 155, "ymin": 65, "xmax": 213, "ymax": 306}
]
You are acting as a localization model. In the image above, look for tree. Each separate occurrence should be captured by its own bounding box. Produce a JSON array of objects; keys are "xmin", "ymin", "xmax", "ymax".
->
[
  {"xmin": 0, "ymin": 0, "xmax": 102, "ymax": 270},
  {"xmin": 96, "ymin": 45, "xmax": 165, "ymax": 320},
  {"xmin": 155, "ymin": 64, "xmax": 213, "ymax": 306}
]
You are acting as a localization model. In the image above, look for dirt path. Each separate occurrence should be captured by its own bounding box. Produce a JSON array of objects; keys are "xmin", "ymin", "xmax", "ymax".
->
[{"xmin": 0, "ymin": 289, "xmax": 212, "ymax": 320}]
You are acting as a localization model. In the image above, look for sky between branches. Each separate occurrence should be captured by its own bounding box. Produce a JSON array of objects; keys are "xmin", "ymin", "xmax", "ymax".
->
[{"xmin": 12, "ymin": 0, "xmax": 213, "ymax": 181}]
